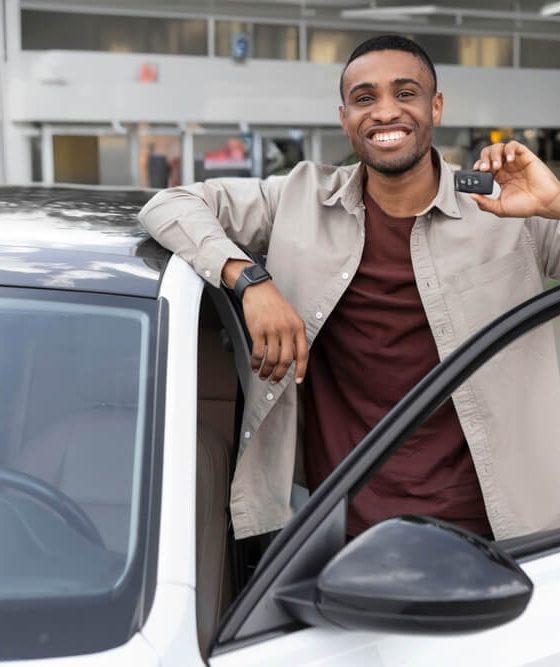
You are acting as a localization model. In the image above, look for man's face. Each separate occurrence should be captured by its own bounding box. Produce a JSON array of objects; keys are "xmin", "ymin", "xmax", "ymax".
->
[{"xmin": 339, "ymin": 49, "xmax": 443, "ymax": 175}]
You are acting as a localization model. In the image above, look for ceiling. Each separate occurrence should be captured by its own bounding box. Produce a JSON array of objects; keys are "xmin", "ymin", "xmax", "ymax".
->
[{"xmin": 21, "ymin": 0, "xmax": 560, "ymax": 36}]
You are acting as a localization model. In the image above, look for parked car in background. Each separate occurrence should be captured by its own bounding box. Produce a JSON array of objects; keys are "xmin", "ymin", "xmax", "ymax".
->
[{"xmin": 1, "ymin": 186, "xmax": 560, "ymax": 666}]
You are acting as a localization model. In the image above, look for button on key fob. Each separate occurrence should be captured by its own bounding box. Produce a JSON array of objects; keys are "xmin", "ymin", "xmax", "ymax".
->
[{"xmin": 454, "ymin": 170, "xmax": 494, "ymax": 194}]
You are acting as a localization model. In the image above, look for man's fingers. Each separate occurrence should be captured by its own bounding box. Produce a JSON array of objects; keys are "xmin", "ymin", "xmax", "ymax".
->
[
  {"xmin": 294, "ymin": 325, "xmax": 309, "ymax": 384},
  {"xmin": 269, "ymin": 334, "xmax": 296, "ymax": 383},
  {"xmin": 487, "ymin": 143, "xmax": 506, "ymax": 171},
  {"xmin": 475, "ymin": 140, "xmax": 527, "ymax": 173},
  {"xmin": 251, "ymin": 335, "xmax": 266, "ymax": 373},
  {"xmin": 503, "ymin": 141, "xmax": 518, "ymax": 163},
  {"xmin": 242, "ymin": 281, "xmax": 308, "ymax": 384},
  {"xmin": 259, "ymin": 337, "xmax": 280, "ymax": 380},
  {"xmin": 470, "ymin": 193, "xmax": 501, "ymax": 216}
]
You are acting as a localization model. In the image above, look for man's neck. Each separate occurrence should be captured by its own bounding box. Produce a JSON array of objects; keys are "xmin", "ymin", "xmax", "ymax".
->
[{"xmin": 364, "ymin": 150, "xmax": 440, "ymax": 218}]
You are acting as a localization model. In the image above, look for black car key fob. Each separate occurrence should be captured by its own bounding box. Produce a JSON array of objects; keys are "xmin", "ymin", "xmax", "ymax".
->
[{"xmin": 454, "ymin": 170, "xmax": 494, "ymax": 195}]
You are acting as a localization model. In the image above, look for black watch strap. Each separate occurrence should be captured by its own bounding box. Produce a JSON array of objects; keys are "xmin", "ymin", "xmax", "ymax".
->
[{"xmin": 234, "ymin": 263, "xmax": 272, "ymax": 301}]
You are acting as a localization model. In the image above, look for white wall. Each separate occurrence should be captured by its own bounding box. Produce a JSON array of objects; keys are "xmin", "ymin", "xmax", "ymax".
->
[
  {"xmin": 5, "ymin": 51, "xmax": 560, "ymax": 128},
  {"xmin": 1, "ymin": 47, "xmax": 559, "ymax": 183}
]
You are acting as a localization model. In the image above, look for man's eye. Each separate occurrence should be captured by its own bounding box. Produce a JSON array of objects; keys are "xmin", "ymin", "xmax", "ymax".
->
[
  {"xmin": 397, "ymin": 91, "xmax": 414, "ymax": 99},
  {"xmin": 356, "ymin": 95, "xmax": 374, "ymax": 104}
]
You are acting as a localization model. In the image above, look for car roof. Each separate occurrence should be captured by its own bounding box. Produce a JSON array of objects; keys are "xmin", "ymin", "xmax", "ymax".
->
[{"xmin": 0, "ymin": 186, "xmax": 171, "ymax": 298}]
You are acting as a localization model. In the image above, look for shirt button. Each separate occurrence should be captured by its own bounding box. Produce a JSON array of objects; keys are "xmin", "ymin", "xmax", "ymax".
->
[
  {"xmin": 342, "ymin": 272, "xmax": 349, "ymax": 280},
  {"xmin": 315, "ymin": 311, "xmax": 323, "ymax": 320},
  {"xmin": 204, "ymin": 270, "xmax": 211, "ymax": 279},
  {"xmin": 266, "ymin": 392, "xmax": 274, "ymax": 401},
  {"xmin": 244, "ymin": 431, "xmax": 251, "ymax": 440}
]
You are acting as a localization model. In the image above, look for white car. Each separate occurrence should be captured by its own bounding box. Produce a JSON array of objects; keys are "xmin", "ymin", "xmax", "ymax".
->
[{"xmin": 0, "ymin": 186, "xmax": 559, "ymax": 667}]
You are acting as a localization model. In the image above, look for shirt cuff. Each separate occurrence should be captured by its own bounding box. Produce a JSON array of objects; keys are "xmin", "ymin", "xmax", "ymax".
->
[{"xmin": 191, "ymin": 238, "xmax": 253, "ymax": 288}]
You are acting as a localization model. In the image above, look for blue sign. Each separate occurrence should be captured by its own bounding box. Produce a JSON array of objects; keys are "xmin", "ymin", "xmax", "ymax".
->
[{"xmin": 232, "ymin": 33, "xmax": 250, "ymax": 62}]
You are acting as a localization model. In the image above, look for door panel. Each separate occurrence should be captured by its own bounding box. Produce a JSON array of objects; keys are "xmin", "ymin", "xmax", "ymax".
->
[{"xmin": 211, "ymin": 550, "xmax": 560, "ymax": 666}]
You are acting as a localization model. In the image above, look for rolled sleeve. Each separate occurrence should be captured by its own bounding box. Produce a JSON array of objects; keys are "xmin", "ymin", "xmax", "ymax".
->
[{"xmin": 138, "ymin": 176, "xmax": 284, "ymax": 285}]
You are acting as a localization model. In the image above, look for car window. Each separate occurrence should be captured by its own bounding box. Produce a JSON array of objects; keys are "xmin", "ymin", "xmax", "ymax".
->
[{"xmin": 0, "ymin": 290, "xmax": 150, "ymax": 600}]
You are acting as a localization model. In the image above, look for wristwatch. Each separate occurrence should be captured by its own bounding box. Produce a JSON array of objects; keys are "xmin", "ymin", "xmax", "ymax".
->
[{"xmin": 234, "ymin": 263, "xmax": 272, "ymax": 301}]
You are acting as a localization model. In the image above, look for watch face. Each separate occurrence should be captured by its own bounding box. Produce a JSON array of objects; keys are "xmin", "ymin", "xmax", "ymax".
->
[{"xmin": 245, "ymin": 264, "xmax": 269, "ymax": 282}]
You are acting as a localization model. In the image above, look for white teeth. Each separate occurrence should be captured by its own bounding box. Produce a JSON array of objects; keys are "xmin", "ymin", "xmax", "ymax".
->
[{"xmin": 373, "ymin": 131, "xmax": 406, "ymax": 143}]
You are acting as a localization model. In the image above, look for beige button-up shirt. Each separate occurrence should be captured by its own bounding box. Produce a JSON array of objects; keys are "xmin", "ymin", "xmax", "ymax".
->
[{"xmin": 139, "ymin": 153, "xmax": 560, "ymax": 541}]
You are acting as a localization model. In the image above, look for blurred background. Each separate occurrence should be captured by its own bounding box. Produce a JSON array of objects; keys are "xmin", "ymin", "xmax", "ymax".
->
[{"xmin": 0, "ymin": 0, "xmax": 558, "ymax": 187}]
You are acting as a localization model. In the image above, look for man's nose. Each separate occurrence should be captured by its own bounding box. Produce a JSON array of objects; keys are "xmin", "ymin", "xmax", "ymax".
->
[{"xmin": 370, "ymin": 96, "xmax": 401, "ymax": 123}]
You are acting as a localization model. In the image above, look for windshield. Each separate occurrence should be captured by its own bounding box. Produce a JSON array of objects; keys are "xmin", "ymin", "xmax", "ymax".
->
[{"xmin": 0, "ymin": 289, "xmax": 153, "ymax": 602}]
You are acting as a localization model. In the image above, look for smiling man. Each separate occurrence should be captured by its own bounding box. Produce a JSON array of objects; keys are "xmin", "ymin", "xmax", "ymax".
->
[
  {"xmin": 139, "ymin": 35, "xmax": 560, "ymax": 542},
  {"xmin": 340, "ymin": 47, "xmax": 440, "ymax": 177}
]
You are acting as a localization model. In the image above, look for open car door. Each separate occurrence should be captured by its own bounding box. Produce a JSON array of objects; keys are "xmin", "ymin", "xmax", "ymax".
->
[{"xmin": 209, "ymin": 285, "xmax": 560, "ymax": 667}]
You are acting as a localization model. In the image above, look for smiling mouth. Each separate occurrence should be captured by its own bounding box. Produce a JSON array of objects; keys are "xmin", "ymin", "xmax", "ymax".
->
[{"xmin": 369, "ymin": 130, "xmax": 409, "ymax": 145}]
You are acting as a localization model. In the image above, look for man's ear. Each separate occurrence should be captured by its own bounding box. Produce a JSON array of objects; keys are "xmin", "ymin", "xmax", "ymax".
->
[
  {"xmin": 339, "ymin": 104, "xmax": 348, "ymax": 135},
  {"xmin": 432, "ymin": 92, "xmax": 444, "ymax": 127}
]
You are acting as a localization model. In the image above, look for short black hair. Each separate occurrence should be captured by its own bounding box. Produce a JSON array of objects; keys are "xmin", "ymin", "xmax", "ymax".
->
[{"xmin": 339, "ymin": 34, "xmax": 438, "ymax": 101}]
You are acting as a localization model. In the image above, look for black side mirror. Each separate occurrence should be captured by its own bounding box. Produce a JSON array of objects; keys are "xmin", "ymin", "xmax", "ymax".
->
[{"xmin": 276, "ymin": 516, "xmax": 533, "ymax": 634}]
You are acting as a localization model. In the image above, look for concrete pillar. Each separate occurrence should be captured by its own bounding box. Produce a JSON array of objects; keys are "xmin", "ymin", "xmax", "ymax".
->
[
  {"xmin": 181, "ymin": 125, "xmax": 194, "ymax": 185},
  {"xmin": 129, "ymin": 126, "xmax": 140, "ymax": 186},
  {"xmin": 310, "ymin": 128, "xmax": 322, "ymax": 163},
  {"xmin": 41, "ymin": 125, "xmax": 54, "ymax": 184}
]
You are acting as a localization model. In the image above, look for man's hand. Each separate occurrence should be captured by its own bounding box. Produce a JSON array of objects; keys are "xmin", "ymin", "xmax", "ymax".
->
[
  {"xmin": 242, "ymin": 281, "xmax": 308, "ymax": 384},
  {"xmin": 471, "ymin": 141, "xmax": 560, "ymax": 220},
  {"xmin": 221, "ymin": 259, "xmax": 308, "ymax": 384}
]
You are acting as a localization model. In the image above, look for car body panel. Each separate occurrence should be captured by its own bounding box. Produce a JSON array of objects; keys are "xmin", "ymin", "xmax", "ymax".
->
[
  {"xmin": 155, "ymin": 255, "xmax": 201, "ymax": 589},
  {"xmin": 0, "ymin": 633, "xmax": 160, "ymax": 667},
  {"xmin": 0, "ymin": 245, "xmax": 165, "ymax": 296},
  {"xmin": 0, "ymin": 186, "xmax": 152, "ymax": 253},
  {"xmin": 210, "ymin": 551, "xmax": 560, "ymax": 667},
  {"xmin": 0, "ymin": 186, "xmax": 169, "ymax": 297},
  {"xmin": 141, "ymin": 583, "xmax": 205, "ymax": 667}
]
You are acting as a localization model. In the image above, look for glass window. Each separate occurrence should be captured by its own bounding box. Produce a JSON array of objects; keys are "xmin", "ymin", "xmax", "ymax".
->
[
  {"xmin": 52, "ymin": 134, "xmax": 133, "ymax": 186},
  {"xmin": 30, "ymin": 136, "xmax": 42, "ymax": 183},
  {"xmin": 138, "ymin": 131, "xmax": 182, "ymax": 188},
  {"xmin": 412, "ymin": 34, "xmax": 512, "ymax": 67},
  {"xmin": 520, "ymin": 38, "xmax": 560, "ymax": 69},
  {"xmin": 21, "ymin": 10, "xmax": 207, "ymax": 55},
  {"xmin": 215, "ymin": 21, "xmax": 299, "ymax": 60},
  {"xmin": 308, "ymin": 28, "xmax": 512, "ymax": 67},
  {"xmin": 99, "ymin": 135, "xmax": 132, "ymax": 187},
  {"xmin": 308, "ymin": 28, "xmax": 384, "ymax": 64},
  {"xmin": 0, "ymin": 293, "xmax": 151, "ymax": 597},
  {"xmin": 319, "ymin": 130, "xmax": 354, "ymax": 165},
  {"xmin": 193, "ymin": 132, "xmax": 253, "ymax": 180},
  {"xmin": 53, "ymin": 135, "xmax": 99, "ymax": 185}
]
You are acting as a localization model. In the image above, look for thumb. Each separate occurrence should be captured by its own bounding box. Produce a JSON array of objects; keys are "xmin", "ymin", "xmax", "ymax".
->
[{"xmin": 470, "ymin": 193, "xmax": 503, "ymax": 217}]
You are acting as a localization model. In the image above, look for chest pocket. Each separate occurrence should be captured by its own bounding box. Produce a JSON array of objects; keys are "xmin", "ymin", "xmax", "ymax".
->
[{"xmin": 452, "ymin": 246, "xmax": 543, "ymax": 336}]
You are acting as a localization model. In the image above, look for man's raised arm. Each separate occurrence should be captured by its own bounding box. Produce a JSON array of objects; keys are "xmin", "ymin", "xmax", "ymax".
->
[{"xmin": 139, "ymin": 176, "xmax": 309, "ymax": 384}]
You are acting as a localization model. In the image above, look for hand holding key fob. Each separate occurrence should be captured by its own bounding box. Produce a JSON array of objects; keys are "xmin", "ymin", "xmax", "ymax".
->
[{"xmin": 454, "ymin": 170, "xmax": 494, "ymax": 195}]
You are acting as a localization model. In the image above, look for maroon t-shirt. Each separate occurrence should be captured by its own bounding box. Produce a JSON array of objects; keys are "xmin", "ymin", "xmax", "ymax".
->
[{"xmin": 304, "ymin": 192, "xmax": 492, "ymax": 537}]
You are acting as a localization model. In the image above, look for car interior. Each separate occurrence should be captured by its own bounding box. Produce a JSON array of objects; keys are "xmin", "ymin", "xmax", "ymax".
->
[
  {"xmin": 0, "ymin": 303, "xmax": 145, "ymax": 593},
  {"xmin": 195, "ymin": 287, "xmax": 265, "ymax": 656},
  {"xmin": 195, "ymin": 290, "xmax": 237, "ymax": 654}
]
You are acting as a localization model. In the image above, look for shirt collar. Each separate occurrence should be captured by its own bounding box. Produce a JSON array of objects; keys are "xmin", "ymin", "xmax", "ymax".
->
[
  {"xmin": 322, "ymin": 149, "xmax": 462, "ymax": 220},
  {"xmin": 418, "ymin": 149, "xmax": 462, "ymax": 219},
  {"xmin": 322, "ymin": 162, "xmax": 365, "ymax": 213}
]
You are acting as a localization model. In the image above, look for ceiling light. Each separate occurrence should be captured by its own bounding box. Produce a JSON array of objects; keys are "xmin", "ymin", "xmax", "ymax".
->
[
  {"xmin": 540, "ymin": 1, "xmax": 560, "ymax": 15},
  {"xmin": 342, "ymin": 4, "xmax": 560, "ymax": 21},
  {"xmin": 342, "ymin": 4, "xmax": 438, "ymax": 19}
]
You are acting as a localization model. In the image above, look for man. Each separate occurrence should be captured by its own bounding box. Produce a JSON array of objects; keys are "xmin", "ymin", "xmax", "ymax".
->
[{"xmin": 139, "ymin": 35, "xmax": 560, "ymax": 542}]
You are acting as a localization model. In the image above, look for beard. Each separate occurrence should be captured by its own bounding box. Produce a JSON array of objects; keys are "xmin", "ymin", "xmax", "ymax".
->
[{"xmin": 356, "ymin": 139, "xmax": 430, "ymax": 176}]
